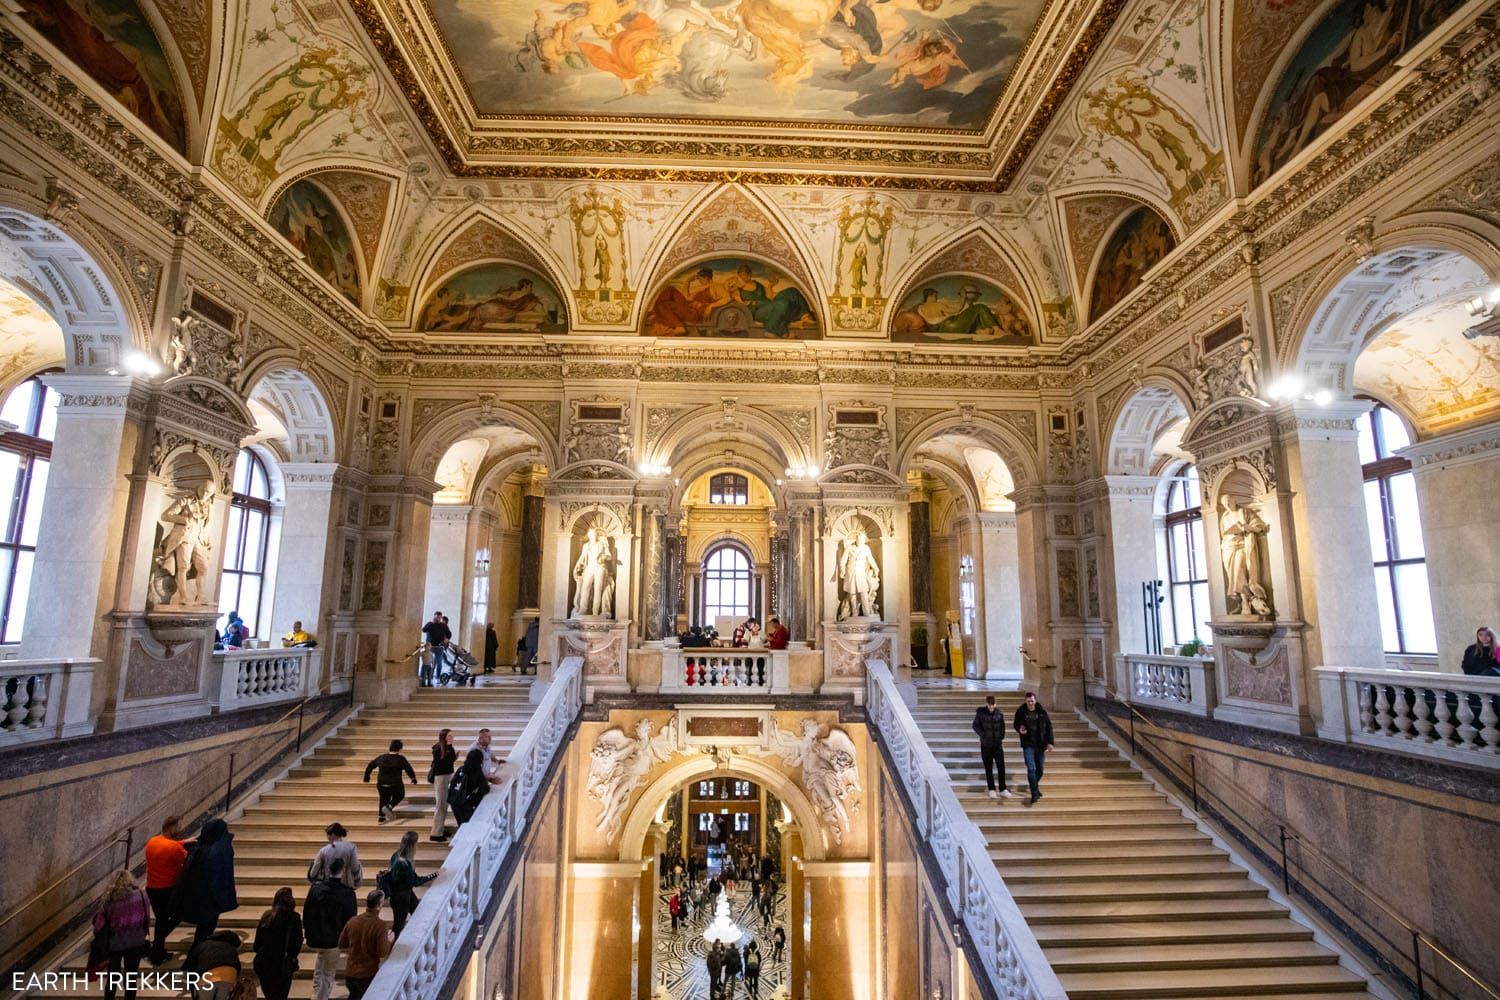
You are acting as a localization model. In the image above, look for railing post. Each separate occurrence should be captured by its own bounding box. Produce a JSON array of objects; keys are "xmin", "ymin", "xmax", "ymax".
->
[
  {"xmin": 296, "ymin": 699, "xmax": 307, "ymax": 752},
  {"xmin": 1189, "ymin": 754, "xmax": 1198, "ymax": 812},
  {"xmin": 1129, "ymin": 712, "xmax": 1137, "ymax": 756},
  {"xmin": 1412, "ymin": 929, "xmax": 1424, "ymax": 1000},
  {"xmin": 1279, "ymin": 825, "xmax": 1291, "ymax": 896},
  {"xmin": 225, "ymin": 752, "xmax": 236, "ymax": 814}
]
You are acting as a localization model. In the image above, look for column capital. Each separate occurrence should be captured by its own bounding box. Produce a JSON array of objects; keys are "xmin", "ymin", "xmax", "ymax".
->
[
  {"xmin": 40, "ymin": 372, "xmax": 152, "ymax": 417},
  {"xmin": 1273, "ymin": 399, "xmax": 1371, "ymax": 440},
  {"xmin": 954, "ymin": 510, "xmax": 1017, "ymax": 531},
  {"xmin": 1101, "ymin": 474, "xmax": 1161, "ymax": 500},
  {"xmin": 279, "ymin": 462, "xmax": 340, "ymax": 489},
  {"xmin": 1400, "ymin": 419, "xmax": 1500, "ymax": 471},
  {"xmin": 431, "ymin": 503, "xmax": 475, "ymax": 524}
]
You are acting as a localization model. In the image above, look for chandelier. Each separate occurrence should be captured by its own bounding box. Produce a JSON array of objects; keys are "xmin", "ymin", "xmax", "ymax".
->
[{"xmin": 702, "ymin": 893, "xmax": 743, "ymax": 946}]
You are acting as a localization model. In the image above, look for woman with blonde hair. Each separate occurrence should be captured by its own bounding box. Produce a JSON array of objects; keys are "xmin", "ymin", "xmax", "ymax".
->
[
  {"xmin": 387, "ymin": 830, "xmax": 437, "ymax": 936},
  {"xmin": 91, "ymin": 869, "xmax": 151, "ymax": 999}
]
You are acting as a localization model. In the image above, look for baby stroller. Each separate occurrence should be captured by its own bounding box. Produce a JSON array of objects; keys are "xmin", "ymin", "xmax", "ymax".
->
[{"xmin": 441, "ymin": 645, "xmax": 479, "ymax": 687}]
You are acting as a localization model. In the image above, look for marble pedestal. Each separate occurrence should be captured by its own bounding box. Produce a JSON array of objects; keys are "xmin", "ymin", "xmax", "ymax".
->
[
  {"xmin": 102, "ymin": 608, "xmax": 218, "ymax": 730},
  {"xmin": 821, "ymin": 618, "xmax": 898, "ymax": 701},
  {"xmin": 554, "ymin": 617, "xmax": 631, "ymax": 699},
  {"xmin": 1211, "ymin": 619, "xmax": 1314, "ymax": 735}
]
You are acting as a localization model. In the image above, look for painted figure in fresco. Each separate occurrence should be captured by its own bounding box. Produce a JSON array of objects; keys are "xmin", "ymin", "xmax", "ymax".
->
[
  {"xmin": 886, "ymin": 30, "xmax": 967, "ymax": 89},
  {"xmin": 849, "ymin": 242, "xmax": 869, "ymax": 296},
  {"xmin": 271, "ymin": 183, "xmax": 361, "ymax": 305},
  {"xmin": 419, "ymin": 267, "xmax": 560, "ymax": 333},
  {"xmin": 1089, "ymin": 208, "xmax": 1176, "ymax": 319},
  {"xmin": 572, "ymin": 527, "xmax": 616, "ymax": 618},
  {"xmin": 649, "ymin": 266, "xmax": 728, "ymax": 334},
  {"xmin": 156, "ymin": 485, "xmax": 215, "ymax": 605},
  {"xmin": 578, "ymin": 12, "xmax": 682, "ymax": 95},
  {"xmin": 1218, "ymin": 496, "xmax": 1273, "ymax": 617},
  {"xmin": 727, "ymin": 263, "xmax": 814, "ymax": 336},
  {"xmin": 893, "ymin": 282, "xmax": 1032, "ymax": 343},
  {"xmin": 593, "ymin": 232, "xmax": 612, "ymax": 288}
]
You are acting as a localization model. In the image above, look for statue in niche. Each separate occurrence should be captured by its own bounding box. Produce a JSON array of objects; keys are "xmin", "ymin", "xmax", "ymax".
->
[
  {"xmin": 165, "ymin": 315, "xmax": 197, "ymax": 376},
  {"xmin": 154, "ymin": 484, "xmax": 215, "ymax": 605},
  {"xmin": 836, "ymin": 529, "xmax": 881, "ymax": 620},
  {"xmin": 1235, "ymin": 339, "xmax": 1260, "ymax": 398},
  {"xmin": 1218, "ymin": 495, "xmax": 1273, "ymax": 618},
  {"xmin": 572, "ymin": 526, "xmax": 616, "ymax": 618}
]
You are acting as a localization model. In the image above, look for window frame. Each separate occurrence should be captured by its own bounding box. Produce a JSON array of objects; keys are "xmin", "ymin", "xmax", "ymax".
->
[
  {"xmin": 0, "ymin": 377, "xmax": 56, "ymax": 644},
  {"xmin": 219, "ymin": 449, "xmax": 274, "ymax": 637},
  {"xmin": 701, "ymin": 542, "xmax": 754, "ymax": 622},
  {"xmin": 708, "ymin": 473, "xmax": 750, "ymax": 505},
  {"xmin": 1162, "ymin": 465, "xmax": 1211, "ymax": 647},
  {"xmin": 1359, "ymin": 403, "xmax": 1433, "ymax": 655}
]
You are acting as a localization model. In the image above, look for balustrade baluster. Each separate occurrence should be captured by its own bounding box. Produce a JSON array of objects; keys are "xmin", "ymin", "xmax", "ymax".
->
[
  {"xmin": 1393, "ymin": 687, "xmax": 1416, "ymax": 738},
  {"xmin": 24, "ymin": 675, "xmax": 47, "ymax": 728},
  {"xmin": 1455, "ymin": 696, "xmax": 1478, "ymax": 749},
  {"xmin": 1412, "ymin": 688, "xmax": 1434, "ymax": 742},
  {"xmin": 1479, "ymin": 697, "xmax": 1500, "ymax": 754},
  {"xmin": 1433, "ymin": 692, "xmax": 1455, "ymax": 745},
  {"xmin": 1374, "ymin": 685, "xmax": 1394, "ymax": 735},
  {"xmin": 4, "ymin": 677, "xmax": 31, "ymax": 732}
]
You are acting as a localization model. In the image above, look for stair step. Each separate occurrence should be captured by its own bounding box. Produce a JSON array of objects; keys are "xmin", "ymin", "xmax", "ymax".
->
[
  {"xmin": 1048, "ymin": 939, "xmax": 1340, "ymax": 973},
  {"xmin": 1059, "ymin": 963, "xmax": 1367, "ymax": 999},
  {"xmin": 1022, "ymin": 896, "xmax": 1288, "ymax": 923},
  {"xmin": 999, "ymin": 858, "xmax": 1244, "ymax": 882},
  {"xmin": 1032, "ymin": 917, "xmax": 1313, "ymax": 947}
]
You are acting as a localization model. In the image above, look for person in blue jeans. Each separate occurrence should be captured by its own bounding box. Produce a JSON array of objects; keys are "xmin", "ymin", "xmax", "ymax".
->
[{"xmin": 1012, "ymin": 691, "xmax": 1055, "ymax": 805}]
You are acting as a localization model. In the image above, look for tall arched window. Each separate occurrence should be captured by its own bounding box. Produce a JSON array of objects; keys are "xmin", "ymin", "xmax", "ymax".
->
[
  {"xmin": 219, "ymin": 449, "xmax": 273, "ymax": 636},
  {"xmin": 702, "ymin": 544, "xmax": 752, "ymax": 620},
  {"xmin": 958, "ymin": 555, "xmax": 977, "ymax": 638},
  {"xmin": 1357, "ymin": 403, "xmax": 1435, "ymax": 654},
  {"xmin": 0, "ymin": 377, "xmax": 57, "ymax": 643},
  {"xmin": 1164, "ymin": 465, "xmax": 1212, "ymax": 646},
  {"xmin": 709, "ymin": 473, "xmax": 749, "ymax": 505}
]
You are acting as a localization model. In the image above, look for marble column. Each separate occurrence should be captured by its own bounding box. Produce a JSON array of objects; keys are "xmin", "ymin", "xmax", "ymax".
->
[
  {"xmin": 637, "ymin": 503, "xmax": 667, "ymax": 641},
  {"xmin": 1102, "ymin": 475, "xmax": 1162, "ymax": 655},
  {"xmin": 1403, "ymin": 422, "xmax": 1500, "ymax": 669},
  {"xmin": 20, "ymin": 375, "xmax": 147, "ymax": 663},
  {"xmin": 267, "ymin": 463, "xmax": 338, "ymax": 644},
  {"xmin": 355, "ymin": 477, "xmax": 438, "ymax": 706},
  {"xmin": 976, "ymin": 512, "xmax": 1022, "ymax": 678},
  {"xmin": 908, "ymin": 498, "xmax": 932, "ymax": 616},
  {"xmin": 1277, "ymin": 402, "xmax": 1384, "ymax": 670},
  {"xmin": 422, "ymin": 504, "xmax": 472, "ymax": 629},
  {"xmin": 786, "ymin": 498, "xmax": 819, "ymax": 643},
  {"xmin": 517, "ymin": 489, "xmax": 544, "ymax": 611},
  {"xmin": 1010, "ymin": 488, "xmax": 1055, "ymax": 697}
]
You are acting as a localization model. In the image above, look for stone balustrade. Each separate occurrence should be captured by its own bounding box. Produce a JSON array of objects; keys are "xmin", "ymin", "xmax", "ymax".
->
[
  {"xmin": 210, "ymin": 647, "xmax": 321, "ymax": 710},
  {"xmin": 866, "ymin": 659, "xmax": 1067, "ymax": 1000},
  {"xmin": 1113, "ymin": 652, "xmax": 1218, "ymax": 717},
  {"xmin": 0, "ymin": 657, "xmax": 97, "ymax": 746},
  {"xmin": 366, "ymin": 657, "xmax": 583, "ymax": 1000},
  {"xmin": 1316, "ymin": 666, "xmax": 1500, "ymax": 767},
  {"xmin": 658, "ymin": 647, "xmax": 791, "ymax": 694}
]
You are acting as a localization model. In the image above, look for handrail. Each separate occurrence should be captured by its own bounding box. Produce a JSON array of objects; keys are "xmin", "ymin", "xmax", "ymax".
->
[
  {"xmin": 365, "ymin": 657, "xmax": 585, "ymax": 1000},
  {"xmin": 865, "ymin": 659, "xmax": 1068, "ymax": 1000},
  {"xmin": 0, "ymin": 686, "xmax": 350, "ymax": 951},
  {"xmin": 1116, "ymin": 701, "xmax": 1499, "ymax": 1000}
]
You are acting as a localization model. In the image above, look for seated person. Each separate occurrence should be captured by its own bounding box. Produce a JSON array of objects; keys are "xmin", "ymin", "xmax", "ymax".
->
[
  {"xmin": 282, "ymin": 620, "xmax": 315, "ymax": 647},
  {"xmin": 731, "ymin": 617, "xmax": 760, "ymax": 648},
  {"xmin": 222, "ymin": 616, "xmax": 248, "ymax": 649},
  {"xmin": 766, "ymin": 617, "xmax": 790, "ymax": 650},
  {"xmin": 680, "ymin": 625, "xmax": 710, "ymax": 649}
]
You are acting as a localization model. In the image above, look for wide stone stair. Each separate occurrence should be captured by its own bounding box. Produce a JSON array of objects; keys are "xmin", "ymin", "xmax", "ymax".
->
[
  {"xmin": 913, "ymin": 688, "xmax": 1372, "ymax": 999},
  {"xmin": 34, "ymin": 680, "xmax": 538, "ymax": 998}
]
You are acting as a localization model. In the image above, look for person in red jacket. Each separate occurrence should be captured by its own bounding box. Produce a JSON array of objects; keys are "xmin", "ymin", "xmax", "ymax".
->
[
  {"xmin": 766, "ymin": 617, "xmax": 790, "ymax": 650},
  {"xmin": 144, "ymin": 816, "xmax": 193, "ymax": 965}
]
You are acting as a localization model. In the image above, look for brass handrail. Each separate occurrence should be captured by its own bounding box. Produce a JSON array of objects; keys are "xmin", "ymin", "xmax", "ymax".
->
[
  {"xmin": 1116, "ymin": 701, "xmax": 1499, "ymax": 1000},
  {"xmin": 0, "ymin": 689, "xmax": 343, "ymax": 939}
]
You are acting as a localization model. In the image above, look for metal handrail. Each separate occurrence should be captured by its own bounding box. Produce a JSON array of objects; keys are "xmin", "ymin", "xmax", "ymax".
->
[
  {"xmin": 0, "ymin": 688, "xmax": 346, "ymax": 940},
  {"xmin": 1117, "ymin": 701, "xmax": 1499, "ymax": 1000}
]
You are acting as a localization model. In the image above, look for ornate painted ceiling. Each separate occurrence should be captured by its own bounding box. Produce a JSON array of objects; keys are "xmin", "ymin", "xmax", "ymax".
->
[{"xmin": 352, "ymin": 0, "xmax": 1121, "ymax": 180}]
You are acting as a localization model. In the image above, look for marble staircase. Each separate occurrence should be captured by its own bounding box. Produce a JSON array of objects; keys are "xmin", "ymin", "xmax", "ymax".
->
[
  {"xmin": 31, "ymin": 680, "xmax": 538, "ymax": 999},
  {"xmin": 911, "ymin": 688, "xmax": 1373, "ymax": 999}
]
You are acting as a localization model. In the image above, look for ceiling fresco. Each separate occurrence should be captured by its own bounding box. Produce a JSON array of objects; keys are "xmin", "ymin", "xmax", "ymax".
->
[{"xmin": 427, "ymin": 0, "xmax": 1048, "ymax": 129}]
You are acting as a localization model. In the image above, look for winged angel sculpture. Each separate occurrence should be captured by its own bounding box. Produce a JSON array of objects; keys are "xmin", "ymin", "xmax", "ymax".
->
[
  {"xmin": 764, "ymin": 719, "xmax": 862, "ymax": 844},
  {"xmin": 587, "ymin": 719, "xmax": 677, "ymax": 841}
]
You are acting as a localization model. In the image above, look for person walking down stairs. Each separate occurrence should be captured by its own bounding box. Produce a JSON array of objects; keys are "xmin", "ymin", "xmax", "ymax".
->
[
  {"xmin": 363, "ymin": 740, "xmax": 417, "ymax": 823},
  {"xmin": 173, "ymin": 819, "xmax": 238, "ymax": 945},
  {"xmin": 303, "ymin": 858, "xmax": 356, "ymax": 1000},
  {"xmin": 972, "ymin": 694, "xmax": 1014, "ymax": 799},
  {"xmin": 144, "ymin": 816, "xmax": 192, "ymax": 965},
  {"xmin": 1012, "ymin": 691, "xmax": 1054, "ymax": 804},
  {"xmin": 251, "ymin": 887, "xmax": 302, "ymax": 1000},
  {"xmin": 90, "ymin": 870, "xmax": 151, "ymax": 1000},
  {"xmin": 338, "ymin": 890, "xmax": 394, "ymax": 1000},
  {"xmin": 306, "ymin": 822, "xmax": 363, "ymax": 888}
]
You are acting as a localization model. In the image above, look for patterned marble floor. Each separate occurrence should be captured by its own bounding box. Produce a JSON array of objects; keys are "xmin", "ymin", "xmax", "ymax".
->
[{"xmin": 648, "ymin": 878, "xmax": 789, "ymax": 1000}]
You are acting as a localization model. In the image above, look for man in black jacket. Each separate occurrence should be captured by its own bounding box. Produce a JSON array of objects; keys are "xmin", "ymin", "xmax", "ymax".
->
[
  {"xmin": 1013, "ymin": 692, "xmax": 1055, "ymax": 805},
  {"xmin": 363, "ymin": 740, "xmax": 417, "ymax": 823},
  {"xmin": 304, "ymin": 858, "xmax": 357, "ymax": 1000},
  {"xmin": 971, "ymin": 695, "xmax": 1013, "ymax": 799}
]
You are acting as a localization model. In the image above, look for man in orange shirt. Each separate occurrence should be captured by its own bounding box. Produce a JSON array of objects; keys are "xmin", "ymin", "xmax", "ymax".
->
[{"xmin": 144, "ymin": 815, "xmax": 194, "ymax": 965}]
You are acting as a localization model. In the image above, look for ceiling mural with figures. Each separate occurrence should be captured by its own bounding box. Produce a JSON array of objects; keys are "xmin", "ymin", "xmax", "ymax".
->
[
  {"xmin": 419, "ymin": 263, "xmax": 569, "ymax": 333},
  {"xmin": 891, "ymin": 275, "xmax": 1033, "ymax": 345},
  {"xmin": 646, "ymin": 257, "xmax": 819, "ymax": 339},
  {"xmin": 427, "ymin": 0, "xmax": 1048, "ymax": 129},
  {"xmin": 268, "ymin": 180, "xmax": 364, "ymax": 306}
]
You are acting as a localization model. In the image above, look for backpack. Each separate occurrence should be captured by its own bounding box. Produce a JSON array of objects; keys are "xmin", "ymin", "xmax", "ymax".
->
[{"xmin": 375, "ymin": 869, "xmax": 393, "ymax": 897}]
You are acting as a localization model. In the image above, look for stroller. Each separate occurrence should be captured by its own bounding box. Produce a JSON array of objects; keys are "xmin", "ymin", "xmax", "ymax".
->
[{"xmin": 443, "ymin": 644, "xmax": 479, "ymax": 687}]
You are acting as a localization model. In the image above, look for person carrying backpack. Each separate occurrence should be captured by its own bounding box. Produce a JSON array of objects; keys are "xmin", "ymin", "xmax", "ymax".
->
[{"xmin": 302, "ymin": 857, "xmax": 356, "ymax": 1000}]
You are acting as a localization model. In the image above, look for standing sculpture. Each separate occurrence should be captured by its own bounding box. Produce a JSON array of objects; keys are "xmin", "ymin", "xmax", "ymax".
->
[
  {"xmin": 586, "ymin": 719, "xmax": 676, "ymax": 841},
  {"xmin": 155, "ymin": 484, "xmax": 215, "ymax": 605},
  {"xmin": 836, "ymin": 529, "xmax": 881, "ymax": 620},
  {"xmin": 571, "ymin": 526, "xmax": 616, "ymax": 618},
  {"xmin": 1218, "ymin": 495, "xmax": 1273, "ymax": 617},
  {"xmin": 764, "ymin": 719, "xmax": 862, "ymax": 844}
]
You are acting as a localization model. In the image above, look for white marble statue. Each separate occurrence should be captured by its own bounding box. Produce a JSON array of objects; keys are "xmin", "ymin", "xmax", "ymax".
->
[
  {"xmin": 837, "ymin": 529, "xmax": 881, "ymax": 620},
  {"xmin": 166, "ymin": 314, "xmax": 196, "ymax": 376},
  {"xmin": 764, "ymin": 719, "xmax": 861, "ymax": 844},
  {"xmin": 571, "ymin": 526, "xmax": 616, "ymax": 618},
  {"xmin": 586, "ymin": 719, "xmax": 676, "ymax": 841},
  {"xmin": 1218, "ymin": 495, "xmax": 1273, "ymax": 617},
  {"xmin": 155, "ymin": 484, "xmax": 215, "ymax": 605}
]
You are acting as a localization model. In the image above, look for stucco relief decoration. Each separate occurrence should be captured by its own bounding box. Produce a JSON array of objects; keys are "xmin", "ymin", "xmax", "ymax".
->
[
  {"xmin": 570, "ymin": 187, "xmax": 633, "ymax": 324},
  {"xmin": 151, "ymin": 485, "xmax": 215, "ymax": 607},
  {"xmin": 588, "ymin": 720, "xmax": 676, "ymax": 842},
  {"xmin": 166, "ymin": 312, "xmax": 244, "ymax": 387},
  {"xmin": 564, "ymin": 399, "xmax": 631, "ymax": 465},
  {"xmin": 763, "ymin": 720, "xmax": 861, "ymax": 845},
  {"xmin": 824, "ymin": 403, "xmax": 890, "ymax": 471},
  {"xmin": 830, "ymin": 195, "xmax": 895, "ymax": 331},
  {"xmin": 1190, "ymin": 330, "xmax": 1259, "ymax": 408},
  {"xmin": 1224, "ymin": 645, "xmax": 1293, "ymax": 706}
]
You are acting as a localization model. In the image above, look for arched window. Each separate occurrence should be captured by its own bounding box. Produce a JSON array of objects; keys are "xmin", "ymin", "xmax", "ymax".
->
[
  {"xmin": 1357, "ymin": 404, "xmax": 1435, "ymax": 654},
  {"xmin": 219, "ymin": 449, "xmax": 273, "ymax": 637},
  {"xmin": 709, "ymin": 473, "xmax": 749, "ymax": 505},
  {"xmin": 1164, "ymin": 465, "xmax": 1212, "ymax": 646},
  {"xmin": 958, "ymin": 555, "xmax": 977, "ymax": 638},
  {"xmin": 0, "ymin": 377, "xmax": 57, "ymax": 643},
  {"xmin": 702, "ymin": 543, "xmax": 752, "ymax": 620}
]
